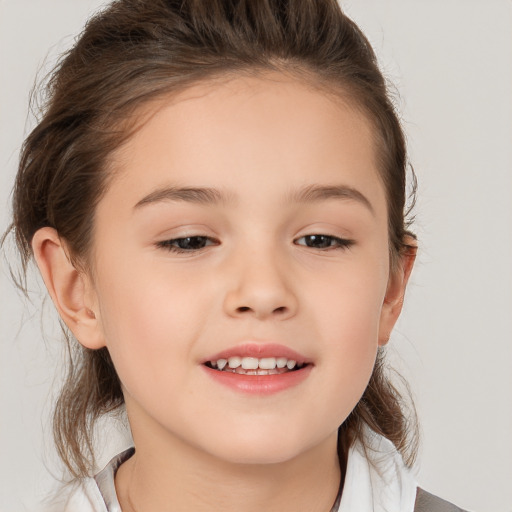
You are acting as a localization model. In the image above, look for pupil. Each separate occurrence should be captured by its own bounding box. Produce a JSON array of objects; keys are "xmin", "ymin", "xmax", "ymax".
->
[
  {"xmin": 306, "ymin": 235, "xmax": 331, "ymax": 248},
  {"xmin": 178, "ymin": 237, "xmax": 206, "ymax": 250}
]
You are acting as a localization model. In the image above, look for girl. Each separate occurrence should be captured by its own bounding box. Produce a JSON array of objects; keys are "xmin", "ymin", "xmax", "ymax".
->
[{"xmin": 4, "ymin": 0, "xmax": 469, "ymax": 511}]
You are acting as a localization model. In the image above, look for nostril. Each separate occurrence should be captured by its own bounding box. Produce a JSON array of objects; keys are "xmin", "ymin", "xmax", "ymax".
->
[
  {"xmin": 273, "ymin": 306, "xmax": 287, "ymax": 314},
  {"xmin": 237, "ymin": 306, "xmax": 251, "ymax": 313}
]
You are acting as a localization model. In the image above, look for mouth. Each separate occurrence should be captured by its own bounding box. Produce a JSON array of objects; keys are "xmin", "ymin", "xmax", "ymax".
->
[
  {"xmin": 204, "ymin": 356, "xmax": 308, "ymax": 375},
  {"xmin": 201, "ymin": 343, "xmax": 312, "ymax": 394}
]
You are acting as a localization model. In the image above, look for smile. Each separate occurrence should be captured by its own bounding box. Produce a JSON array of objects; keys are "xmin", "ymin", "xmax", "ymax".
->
[
  {"xmin": 201, "ymin": 344, "xmax": 312, "ymax": 394},
  {"xmin": 205, "ymin": 356, "xmax": 306, "ymax": 375}
]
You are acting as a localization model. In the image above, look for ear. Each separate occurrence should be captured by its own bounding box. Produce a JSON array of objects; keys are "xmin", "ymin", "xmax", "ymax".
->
[
  {"xmin": 31, "ymin": 227, "xmax": 106, "ymax": 350},
  {"xmin": 378, "ymin": 236, "xmax": 417, "ymax": 346}
]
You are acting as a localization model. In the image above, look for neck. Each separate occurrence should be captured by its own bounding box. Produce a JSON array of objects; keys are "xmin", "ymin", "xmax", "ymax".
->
[{"xmin": 116, "ymin": 426, "xmax": 343, "ymax": 512}]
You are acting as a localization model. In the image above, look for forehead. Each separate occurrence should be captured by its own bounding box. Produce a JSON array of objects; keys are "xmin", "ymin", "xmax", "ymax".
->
[{"xmin": 106, "ymin": 72, "xmax": 386, "ymax": 215}]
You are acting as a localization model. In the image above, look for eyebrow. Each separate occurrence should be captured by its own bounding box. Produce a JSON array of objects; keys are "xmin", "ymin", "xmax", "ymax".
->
[
  {"xmin": 134, "ymin": 186, "xmax": 233, "ymax": 208},
  {"xmin": 134, "ymin": 183, "xmax": 374, "ymax": 214},
  {"xmin": 287, "ymin": 184, "xmax": 374, "ymax": 214}
]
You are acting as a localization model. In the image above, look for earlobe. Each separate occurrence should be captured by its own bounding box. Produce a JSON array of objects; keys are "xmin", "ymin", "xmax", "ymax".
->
[
  {"xmin": 31, "ymin": 227, "xmax": 105, "ymax": 350},
  {"xmin": 378, "ymin": 237, "xmax": 417, "ymax": 346}
]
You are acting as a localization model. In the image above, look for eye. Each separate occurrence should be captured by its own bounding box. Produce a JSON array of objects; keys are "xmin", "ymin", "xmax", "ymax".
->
[
  {"xmin": 295, "ymin": 234, "xmax": 353, "ymax": 250},
  {"xmin": 156, "ymin": 236, "xmax": 217, "ymax": 253}
]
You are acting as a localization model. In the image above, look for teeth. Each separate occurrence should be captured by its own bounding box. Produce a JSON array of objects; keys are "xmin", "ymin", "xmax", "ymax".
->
[
  {"xmin": 276, "ymin": 357, "xmax": 287, "ymax": 368},
  {"xmin": 241, "ymin": 357, "xmax": 259, "ymax": 370},
  {"xmin": 210, "ymin": 356, "xmax": 304, "ymax": 372},
  {"xmin": 228, "ymin": 356, "xmax": 241, "ymax": 369},
  {"xmin": 259, "ymin": 357, "xmax": 277, "ymax": 370},
  {"xmin": 235, "ymin": 367, "xmax": 273, "ymax": 375}
]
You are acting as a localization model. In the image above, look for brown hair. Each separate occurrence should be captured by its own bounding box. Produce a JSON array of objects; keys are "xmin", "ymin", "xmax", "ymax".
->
[{"xmin": 7, "ymin": 0, "xmax": 417, "ymax": 477}]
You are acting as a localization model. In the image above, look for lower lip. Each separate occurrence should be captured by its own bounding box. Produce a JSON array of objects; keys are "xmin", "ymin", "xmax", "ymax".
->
[{"xmin": 202, "ymin": 365, "xmax": 312, "ymax": 395}]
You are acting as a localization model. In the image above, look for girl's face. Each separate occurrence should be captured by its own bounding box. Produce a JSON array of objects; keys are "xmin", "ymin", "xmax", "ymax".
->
[{"xmin": 83, "ymin": 74, "xmax": 405, "ymax": 465}]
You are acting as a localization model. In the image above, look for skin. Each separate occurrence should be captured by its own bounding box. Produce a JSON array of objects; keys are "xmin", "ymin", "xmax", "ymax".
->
[{"xmin": 32, "ymin": 73, "xmax": 415, "ymax": 512}]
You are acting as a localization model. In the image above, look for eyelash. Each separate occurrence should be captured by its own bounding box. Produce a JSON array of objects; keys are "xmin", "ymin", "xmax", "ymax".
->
[
  {"xmin": 295, "ymin": 234, "xmax": 354, "ymax": 250},
  {"xmin": 156, "ymin": 236, "xmax": 218, "ymax": 253},
  {"xmin": 156, "ymin": 234, "xmax": 354, "ymax": 253}
]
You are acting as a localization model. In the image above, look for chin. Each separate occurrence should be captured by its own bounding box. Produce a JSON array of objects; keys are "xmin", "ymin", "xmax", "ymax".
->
[
  {"xmin": 199, "ymin": 427, "xmax": 326, "ymax": 466},
  {"xmin": 213, "ymin": 448, "xmax": 303, "ymax": 466}
]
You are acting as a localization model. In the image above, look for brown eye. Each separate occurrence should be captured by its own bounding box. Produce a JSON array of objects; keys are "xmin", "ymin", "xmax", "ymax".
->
[
  {"xmin": 157, "ymin": 236, "xmax": 216, "ymax": 252},
  {"xmin": 295, "ymin": 234, "xmax": 353, "ymax": 250}
]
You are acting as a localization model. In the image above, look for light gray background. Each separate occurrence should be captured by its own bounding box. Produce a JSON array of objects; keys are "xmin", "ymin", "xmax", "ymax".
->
[{"xmin": 1, "ymin": 1, "xmax": 511, "ymax": 511}]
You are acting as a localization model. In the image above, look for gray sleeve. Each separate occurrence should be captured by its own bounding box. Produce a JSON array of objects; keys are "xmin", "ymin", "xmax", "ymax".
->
[{"xmin": 414, "ymin": 488, "xmax": 470, "ymax": 512}]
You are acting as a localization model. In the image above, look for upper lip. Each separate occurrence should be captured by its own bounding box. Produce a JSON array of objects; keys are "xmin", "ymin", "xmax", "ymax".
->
[{"xmin": 203, "ymin": 342, "xmax": 310, "ymax": 365}]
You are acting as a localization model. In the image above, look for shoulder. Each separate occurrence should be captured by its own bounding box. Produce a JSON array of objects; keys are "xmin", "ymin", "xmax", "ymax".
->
[
  {"xmin": 42, "ymin": 478, "xmax": 108, "ymax": 512},
  {"xmin": 43, "ymin": 448, "xmax": 135, "ymax": 512},
  {"xmin": 414, "ymin": 488, "xmax": 470, "ymax": 512}
]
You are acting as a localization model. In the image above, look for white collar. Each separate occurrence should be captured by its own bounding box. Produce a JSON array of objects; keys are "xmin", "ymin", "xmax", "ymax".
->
[{"xmin": 336, "ymin": 430, "xmax": 418, "ymax": 512}]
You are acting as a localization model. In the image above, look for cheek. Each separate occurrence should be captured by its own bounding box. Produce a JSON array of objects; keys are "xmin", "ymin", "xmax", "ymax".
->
[
  {"xmin": 308, "ymin": 257, "xmax": 387, "ymax": 341},
  {"xmin": 93, "ymin": 258, "xmax": 210, "ymax": 391},
  {"xmin": 318, "ymin": 314, "xmax": 379, "ymax": 429},
  {"xmin": 306, "ymin": 260, "xmax": 386, "ymax": 410}
]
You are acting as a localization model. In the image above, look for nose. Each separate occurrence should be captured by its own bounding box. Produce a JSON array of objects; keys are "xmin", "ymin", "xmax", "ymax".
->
[{"xmin": 222, "ymin": 248, "xmax": 298, "ymax": 321}]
